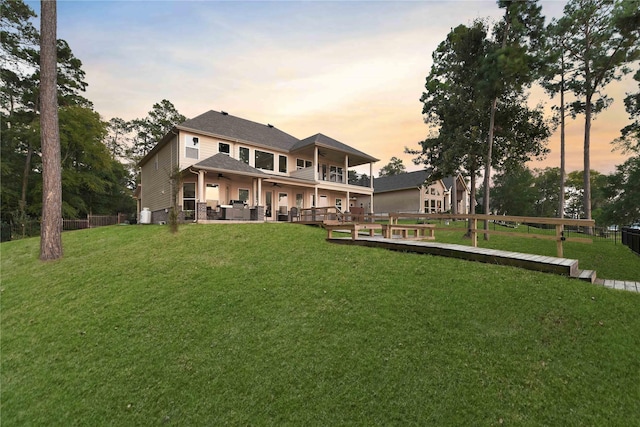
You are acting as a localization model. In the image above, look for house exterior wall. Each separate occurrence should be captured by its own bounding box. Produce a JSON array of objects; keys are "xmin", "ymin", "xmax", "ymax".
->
[
  {"xmin": 140, "ymin": 136, "xmax": 177, "ymax": 215},
  {"xmin": 374, "ymin": 188, "xmax": 420, "ymax": 214},
  {"xmin": 180, "ymin": 130, "xmax": 311, "ymax": 177},
  {"xmin": 422, "ymin": 180, "xmax": 447, "ymax": 213}
]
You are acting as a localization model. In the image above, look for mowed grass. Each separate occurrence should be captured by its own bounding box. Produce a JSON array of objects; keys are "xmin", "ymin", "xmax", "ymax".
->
[
  {"xmin": 423, "ymin": 220, "xmax": 640, "ymax": 282},
  {"xmin": 2, "ymin": 224, "xmax": 639, "ymax": 425}
]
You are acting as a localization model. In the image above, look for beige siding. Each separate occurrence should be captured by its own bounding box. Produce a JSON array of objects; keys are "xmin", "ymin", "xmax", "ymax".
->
[
  {"xmin": 375, "ymin": 189, "xmax": 421, "ymax": 214},
  {"xmin": 179, "ymin": 131, "xmax": 293, "ymax": 177},
  {"xmin": 179, "ymin": 132, "xmax": 220, "ymax": 169},
  {"xmin": 140, "ymin": 136, "xmax": 177, "ymax": 212},
  {"xmin": 422, "ymin": 181, "xmax": 447, "ymax": 213}
]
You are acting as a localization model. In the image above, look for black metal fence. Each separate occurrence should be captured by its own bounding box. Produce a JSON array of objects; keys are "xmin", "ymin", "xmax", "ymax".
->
[
  {"xmin": 1, "ymin": 214, "xmax": 130, "ymax": 242},
  {"xmin": 622, "ymin": 227, "xmax": 640, "ymax": 255}
]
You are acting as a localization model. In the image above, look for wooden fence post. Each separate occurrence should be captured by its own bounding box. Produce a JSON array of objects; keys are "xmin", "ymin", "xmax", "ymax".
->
[
  {"xmin": 556, "ymin": 224, "xmax": 564, "ymax": 258},
  {"xmin": 471, "ymin": 218, "xmax": 478, "ymax": 247}
]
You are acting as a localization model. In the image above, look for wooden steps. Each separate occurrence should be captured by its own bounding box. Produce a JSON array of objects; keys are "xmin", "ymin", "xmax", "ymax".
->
[{"xmin": 327, "ymin": 236, "xmax": 621, "ymax": 286}]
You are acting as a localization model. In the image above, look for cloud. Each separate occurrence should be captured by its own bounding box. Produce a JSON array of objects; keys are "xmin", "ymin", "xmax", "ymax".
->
[{"xmin": 44, "ymin": 0, "xmax": 636, "ymax": 176}]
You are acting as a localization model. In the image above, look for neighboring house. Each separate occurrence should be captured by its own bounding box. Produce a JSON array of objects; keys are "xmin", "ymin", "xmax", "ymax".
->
[
  {"xmin": 136, "ymin": 110, "xmax": 379, "ymax": 223},
  {"xmin": 360, "ymin": 170, "xmax": 469, "ymax": 215}
]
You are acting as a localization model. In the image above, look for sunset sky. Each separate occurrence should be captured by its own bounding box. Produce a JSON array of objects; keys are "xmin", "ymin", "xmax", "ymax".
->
[{"xmin": 28, "ymin": 0, "xmax": 636, "ymax": 176}]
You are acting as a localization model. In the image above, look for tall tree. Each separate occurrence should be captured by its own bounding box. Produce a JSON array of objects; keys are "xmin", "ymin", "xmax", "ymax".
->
[
  {"xmin": 39, "ymin": 0, "xmax": 62, "ymax": 260},
  {"xmin": 128, "ymin": 100, "xmax": 186, "ymax": 159},
  {"xmin": 491, "ymin": 164, "xmax": 537, "ymax": 216},
  {"xmin": 105, "ymin": 117, "xmax": 129, "ymax": 160},
  {"xmin": 600, "ymin": 157, "xmax": 640, "ymax": 226},
  {"xmin": 565, "ymin": 170, "xmax": 608, "ymax": 221},
  {"xmin": 541, "ymin": 18, "xmax": 574, "ymax": 218},
  {"xmin": 481, "ymin": 0, "xmax": 546, "ymax": 237},
  {"xmin": 603, "ymin": 53, "xmax": 640, "ymax": 226},
  {"xmin": 378, "ymin": 157, "xmax": 406, "ymax": 177},
  {"xmin": 411, "ymin": 18, "xmax": 549, "ymax": 226},
  {"xmin": 409, "ymin": 21, "xmax": 491, "ymax": 223},
  {"xmin": 533, "ymin": 167, "xmax": 562, "ymax": 218},
  {"xmin": 1, "ymin": 0, "xmax": 91, "ymax": 223},
  {"xmin": 558, "ymin": 0, "xmax": 639, "ymax": 221}
]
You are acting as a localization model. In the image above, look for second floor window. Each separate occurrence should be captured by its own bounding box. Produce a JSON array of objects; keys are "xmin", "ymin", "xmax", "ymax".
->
[
  {"xmin": 185, "ymin": 136, "xmax": 199, "ymax": 159},
  {"xmin": 296, "ymin": 159, "xmax": 312, "ymax": 170},
  {"xmin": 255, "ymin": 150, "xmax": 274, "ymax": 171},
  {"xmin": 219, "ymin": 142, "xmax": 230, "ymax": 155},
  {"xmin": 279, "ymin": 155, "xmax": 287, "ymax": 173},
  {"xmin": 330, "ymin": 166, "xmax": 344, "ymax": 183},
  {"xmin": 239, "ymin": 147, "xmax": 250, "ymax": 164}
]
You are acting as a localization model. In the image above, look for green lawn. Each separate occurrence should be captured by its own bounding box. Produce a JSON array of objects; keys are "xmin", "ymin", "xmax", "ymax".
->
[
  {"xmin": 423, "ymin": 220, "xmax": 640, "ymax": 282},
  {"xmin": 2, "ymin": 224, "xmax": 639, "ymax": 425}
]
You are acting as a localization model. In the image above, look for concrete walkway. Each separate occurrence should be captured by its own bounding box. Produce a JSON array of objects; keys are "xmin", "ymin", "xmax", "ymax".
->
[
  {"xmin": 327, "ymin": 235, "xmax": 640, "ymax": 293},
  {"xmin": 596, "ymin": 280, "xmax": 640, "ymax": 293}
]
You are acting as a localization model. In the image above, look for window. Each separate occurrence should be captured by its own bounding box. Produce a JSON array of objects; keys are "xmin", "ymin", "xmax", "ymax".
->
[
  {"xmin": 296, "ymin": 193, "xmax": 303, "ymax": 209},
  {"xmin": 318, "ymin": 164, "xmax": 327, "ymax": 180},
  {"xmin": 330, "ymin": 166, "xmax": 344, "ymax": 183},
  {"xmin": 219, "ymin": 142, "xmax": 230, "ymax": 155},
  {"xmin": 239, "ymin": 147, "xmax": 250, "ymax": 164},
  {"xmin": 206, "ymin": 184, "xmax": 219, "ymax": 207},
  {"xmin": 183, "ymin": 183, "xmax": 196, "ymax": 220},
  {"xmin": 238, "ymin": 188, "xmax": 249, "ymax": 203},
  {"xmin": 185, "ymin": 136, "xmax": 199, "ymax": 159},
  {"xmin": 279, "ymin": 155, "xmax": 287, "ymax": 173},
  {"xmin": 335, "ymin": 198, "xmax": 342, "ymax": 211},
  {"xmin": 296, "ymin": 159, "xmax": 312, "ymax": 170},
  {"xmin": 255, "ymin": 150, "xmax": 274, "ymax": 171},
  {"xmin": 278, "ymin": 192, "xmax": 288, "ymax": 213},
  {"xmin": 266, "ymin": 192, "xmax": 272, "ymax": 217}
]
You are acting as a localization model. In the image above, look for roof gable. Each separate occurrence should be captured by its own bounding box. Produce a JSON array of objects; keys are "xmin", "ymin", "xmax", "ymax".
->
[
  {"xmin": 374, "ymin": 170, "xmax": 431, "ymax": 193},
  {"xmin": 179, "ymin": 110, "xmax": 299, "ymax": 151}
]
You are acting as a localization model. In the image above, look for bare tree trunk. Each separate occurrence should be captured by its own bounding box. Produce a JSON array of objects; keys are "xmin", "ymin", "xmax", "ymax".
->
[
  {"xmin": 483, "ymin": 9, "xmax": 511, "ymax": 241},
  {"xmin": 482, "ymin": 95, "xmax": 498, "ymax": 237},
  {"xmin": 465, "ymin": 167, "xmax": 478, "ymax": 238},
  {"xmin": 583, "ymin": 94, "xmax": 592, "ymax": 221},
  {"xmin": 19, "ymin": 143, "xmax": 33, "ymax": 218},
  {"xmin": 451, "ymin": 173, "xmax": 457, "ymax": 215},
  {"xmin": 39, "ymin": 0, "xmax": 63, "ymax": 261},
  {"xmin": 558, "ymin": 69, "xmax": 566, "ymax": 219}
]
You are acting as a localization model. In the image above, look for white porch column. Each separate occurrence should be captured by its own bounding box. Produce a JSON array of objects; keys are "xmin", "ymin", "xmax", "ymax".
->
[
  {"xmin": 369, "ymin": 164, "xmax": 374, "ymax": 215},
  {"xmin": 346, "ymin": 190, "xmax": 350, "ymax": 211},
  {"xmin": 344, "ymin": 155, "xmax": 349, "ymax": 184},
  {"xmin": 198, "ymin": 170, "xmax": 205, "ymax": 202},
  {"xmin": 314, "ymin": 187, "xmax": 318, "ymax": 207},
  {"xmin": 369, "ymin": 163, "xmax": 374, "ymax": 189},
  {"xmin": 257, "ymin": 178, "xmax": 262, "ymax": 206},
  {"xmin": 314, "ymin": 147, "xmax": 319, "ymax": 181}
]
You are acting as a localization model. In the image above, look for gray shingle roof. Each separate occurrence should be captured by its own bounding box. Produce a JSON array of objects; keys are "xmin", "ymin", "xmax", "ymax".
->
[
  {"xmin": 374, "ymin": 170, "xmax": 431, "ymax": 193},
  {"xmin": 292, "ymin": 133, "xmax": 378, "ymax": 162},
  {"xmin": 179, "ymin": 110, "xmax": 300, "ymax": 151},
  {"xmin": 140, "ymin": 110, "xmax": 378, "ymax": 168},
  {"xmin": 194, "ymin": 153, "xmax": 266, "ymax": 176}
]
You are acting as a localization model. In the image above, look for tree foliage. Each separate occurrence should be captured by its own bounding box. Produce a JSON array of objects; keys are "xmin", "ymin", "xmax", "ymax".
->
[
  {"xmin": 378, "ymin": 157, "xmax": 406, "ymax": 177},
  {"xmin": 556, "ymin": 0, "xmax": 639, "ymax": 220},
  {"xmin": 0, "ymin": 0, "xmax": 135, "ymax": 224},
  {"xmin": 410, "ymin": 14, "xmax": 550, "ymax": 222},
  {"xmin": 600, "ymin": 157, "xmax": 640, "ymax": 225},
  {"xmin": 127, "ymin": 99, "xmax": 186, "ymax": 160}
]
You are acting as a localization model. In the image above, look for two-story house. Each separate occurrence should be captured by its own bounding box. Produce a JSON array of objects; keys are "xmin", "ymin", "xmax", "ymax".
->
[
  {"xmin": 363, "ymin": 170, "xmax": 469, "ymax": 215},
  {"xmin": 136, "ymin": 110, "xmax": 379, "ymax": 223}
]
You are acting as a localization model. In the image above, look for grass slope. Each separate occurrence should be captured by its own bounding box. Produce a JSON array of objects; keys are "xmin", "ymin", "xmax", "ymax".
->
[{"xmin": 2, "ymin": 224, "xmax": 639, "ymax": 425}]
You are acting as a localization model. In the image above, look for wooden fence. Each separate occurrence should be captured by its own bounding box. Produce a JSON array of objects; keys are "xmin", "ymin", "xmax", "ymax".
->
[
  {"xmin": 63, "ymin": 214, "xmax": 128, "ymax": 230},
  {"xmin": 388, "ymin": 213, "xmax": 595, "ymax": 258}
]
